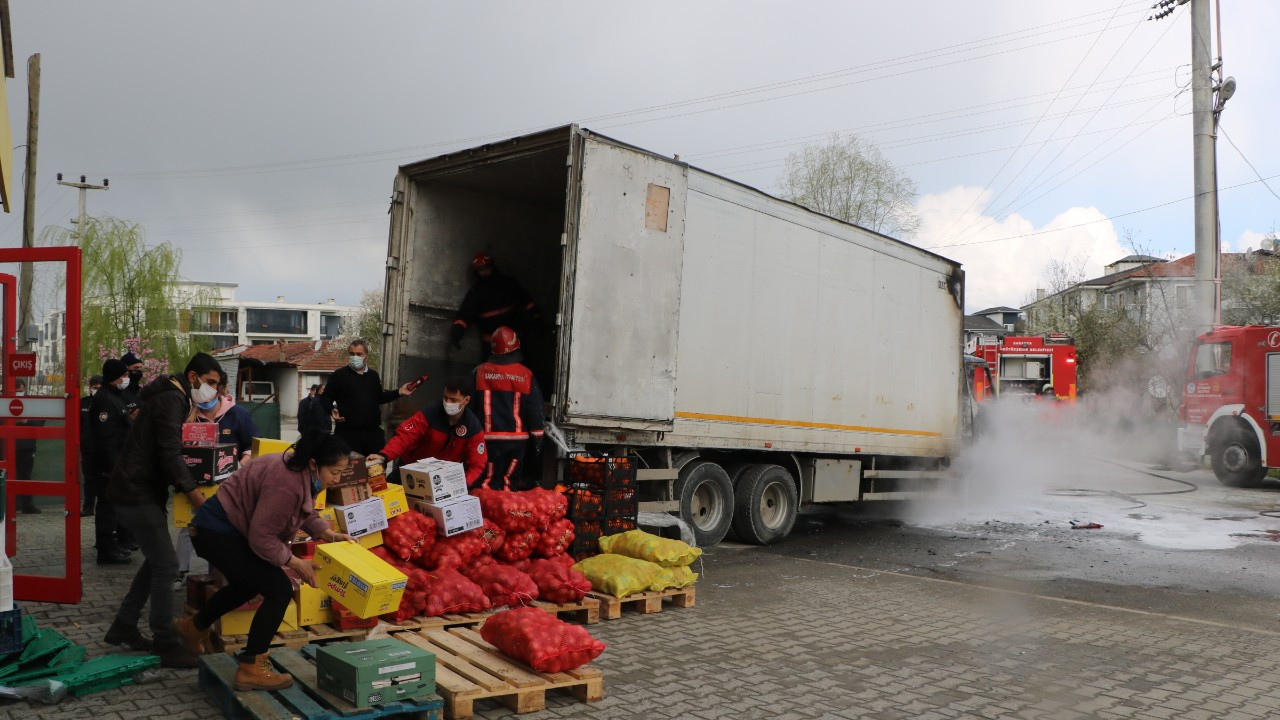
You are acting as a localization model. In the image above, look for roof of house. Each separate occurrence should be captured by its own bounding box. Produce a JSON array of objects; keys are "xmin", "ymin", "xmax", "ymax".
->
[
  {"xmin": 213, "ymin": 339, "xmax": 348, "ymax": 373},
  {"xmin": 1113, "ymin": 254, "xmax": 1165, "ymax": 264},
  {"xmin": 964, "ymin": 314, "xmax": 1007, "ymax": 332},
  {"xmin": 973, "ymin": 306, "xmax": 1021, "ymax": 315}
]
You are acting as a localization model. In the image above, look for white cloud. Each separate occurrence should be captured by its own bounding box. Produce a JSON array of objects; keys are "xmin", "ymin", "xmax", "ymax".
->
[
  {"xmin": 1229, "ymin": 229, "xmax": 1268, "ymax": 254},
  {"xmin": 916, "ymin": 186, "xmax": 1129, "ymax": 313}
]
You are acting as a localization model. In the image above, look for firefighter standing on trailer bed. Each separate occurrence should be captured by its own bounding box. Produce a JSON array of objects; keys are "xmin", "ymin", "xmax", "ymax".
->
[
  {"xmin": 449, "ymin": 252, "xmax": 543, "ymax": 360},
  {"xmin": 471, "ymin": 327, "xmax": 544, "ymax": 490}
]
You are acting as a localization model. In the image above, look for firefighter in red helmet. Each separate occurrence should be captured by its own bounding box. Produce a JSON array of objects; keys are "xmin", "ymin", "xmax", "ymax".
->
[
  {"xmin": 450, "ymin": 252, "xmax": 542, "ymax": 360},
  {"xmin": 470, "ymin": 326, "xmax": 545, "ymax": 490}
]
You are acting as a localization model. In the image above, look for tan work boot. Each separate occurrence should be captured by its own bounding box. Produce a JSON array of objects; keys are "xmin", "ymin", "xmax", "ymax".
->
[
  {"xmin": 171, "ymin": 615, "xmax": 210, "ymax": 655},
  {"xmin": 234, "ymin": 653, "xmax": 294, "ymax": 691}
]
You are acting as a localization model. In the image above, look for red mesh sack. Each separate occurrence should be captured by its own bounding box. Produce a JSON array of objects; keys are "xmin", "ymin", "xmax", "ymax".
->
[
  {"xmin": 534, "ymin": 518, "xmax": 575, "ymax": 558},
  {"xmin": 424, "ymin": 568, "xmax": 492, "ymax": 616},
  {"xmin": 524, "ymin": 487, "xmax": 568, "ymax": 530},
  {"xmin": 480, "ymin": 607, "xmax": 605, "ymax": 672},
  {"xmin": 384, "ymin": 512, "xmax": 437, "ymax": 561},
  {"xmin": 477, "ymin": 519, "xmax": 506, "ymax": 556},
  {"xmin": 383, "ymin": 566, "xmax": 431, "ymax": 622},
  {"xmin": 467, "ymin": 564, "xmax": 539, "ymax": 608},
  {"xmin": 473, "ymin": 488, "xmax": 537, "ymax": 532},
  {"xmin": 497, "ymin": 528, "xmax": 539, "ymax": 563},
  {"xmin": 505, "ymin": 557, "xmax": 532, "ymax": 573},
  {"xmin": 420, "ymin": 531, "xmax": 486, "ymax": 571},
  {"xmin": 461, "ymin": 553, "xmax": 497, "ymax": 577},
  {"xmin": 527, "ymin": 558, "xmax": 592, "ymax": 604},
  {"xmin": 369, "ymin": 546, "xmax": 401, "ymax": 567},
  {"xmin": 544, "ymin": 553, "xmax": 576, "ymax": 570}
]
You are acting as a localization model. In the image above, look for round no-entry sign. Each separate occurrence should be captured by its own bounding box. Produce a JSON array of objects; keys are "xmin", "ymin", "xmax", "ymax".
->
[{"xmin": 9, "ymin": 399, "xmax": 23, "ymax": 416}]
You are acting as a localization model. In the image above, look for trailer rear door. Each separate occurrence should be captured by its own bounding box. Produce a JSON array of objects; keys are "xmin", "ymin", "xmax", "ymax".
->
[{"xmin": 562, "ymin": 137, "xmax": 687, "ymax": 427}]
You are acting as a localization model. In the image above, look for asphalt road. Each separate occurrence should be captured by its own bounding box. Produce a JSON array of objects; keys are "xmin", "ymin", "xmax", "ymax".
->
[{"xmin": 750, "ymin": 456, "xmax": 1280, "ymax": 630}]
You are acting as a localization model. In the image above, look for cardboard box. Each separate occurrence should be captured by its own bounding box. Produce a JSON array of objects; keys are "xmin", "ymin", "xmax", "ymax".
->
[
  {"xmin": 366, "ymin": 459, "xmax": 388, "ymax": 493},
  {"xmin": 296, "ymin": 583, "xmax": 338, "ymax": 627},
  {"xmin": 216, "ymin": 600, "xmax": 298, "ymax": 636},
  {"xmin": 411, "ymin": 495, "xmax": 483, "ymax": 537},
  {"xmin": 182, "ymin": 422, "xmax": 219, "ymax": 446},
  {"xmin": 251, "ymin": 437, "xmax": 294, "ymax": 457},
  {"xmin": 316, "ymin": 506, "xmax": 338, "ymax": 534},
  {"xmin": 339, "ymin": 452, "xmax": 369, "ymax": 484},
  {"xmin": 182, "ymin": 443, "xmax": 238, "ymax": 486},
  {"xmin": 328, "ymin": 480, "xmax": 372, "ymax": 507},
  {"xmin": 314, "ymin": 542, "xmax": 408, "ymax": 619},
  {"xmin": 354, "ymin": 531, "xmax": 383, "ymax": 549},
  {"xmin": 400, "ymin": 459, "xmax": 469, "ymax": 504},
  {"xmin": 314, "ymin": 487, "xmax": 328, "ymax": 511},
  {"xmin": 334, "ymin": 497, "xmax": 389, "ymax": 539},
  {"xmin": 375, "ymin": 484, "xmax": 409, "ymax": 520},
  {"xmin": 173, "ymin": 485, "xmax": 220, "ymax": 528},
  {"xmin": 316, "ymin": 638, "xmax": 435, "ymax": 706}
]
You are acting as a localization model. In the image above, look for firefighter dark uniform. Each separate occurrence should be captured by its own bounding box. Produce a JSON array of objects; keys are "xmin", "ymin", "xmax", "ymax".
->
[
  {"xmin": 377, "ymin": 403, "xmax": 487, "ymax": 488},
  {"xmin": 450, "ymin": 253, "xmax": 540, "ymax": 354},
  {"xmin": 472, "ymin": 327, "xmax": 544, "ymax": 491},
  {"xmin": 89, "ymin": 362, "xmax": 134, "ymax": 563}
]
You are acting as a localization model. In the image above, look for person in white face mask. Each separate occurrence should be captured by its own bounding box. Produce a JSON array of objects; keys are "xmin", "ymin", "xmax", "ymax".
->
[
  {"xmin": 366, "ymin": 377, "xmax": 488, "ymax": 488},
  {"xmin": 318, "ymin": 339, "xmax": 423, "ymax": 455}
]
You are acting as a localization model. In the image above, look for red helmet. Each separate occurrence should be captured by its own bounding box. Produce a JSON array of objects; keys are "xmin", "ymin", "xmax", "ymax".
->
[
  {"xmin": 490, "ymin": 326, "xmax": 520, "ymax": 355},
  {"xmin": 472, "ymin": 252, "xmax": 494, "ymax": 269}
]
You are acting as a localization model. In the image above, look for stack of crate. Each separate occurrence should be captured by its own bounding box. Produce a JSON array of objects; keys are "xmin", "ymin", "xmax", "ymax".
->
[{"xmin": 565, "ymin": 455, "xmax": 638, "ymax": 560}]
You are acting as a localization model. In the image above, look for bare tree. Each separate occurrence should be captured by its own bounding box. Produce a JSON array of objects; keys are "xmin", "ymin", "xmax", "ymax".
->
[
  {"xmin": 778, "ymin": 134, "xmax": 920, "ymax": 238},
  {"xmin": 342, "ymin": 288, "xmax": 385, "ymax": 362}
]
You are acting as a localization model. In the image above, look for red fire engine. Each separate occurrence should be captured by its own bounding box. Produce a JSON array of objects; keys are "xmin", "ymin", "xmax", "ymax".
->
[
  {"xmin": 971, "ymin": 334, "xmax": 1078, "ymax": 402},
  {"xmin": 1178, "ymin": 325, "xmax": 1280, "ymax": 487}
]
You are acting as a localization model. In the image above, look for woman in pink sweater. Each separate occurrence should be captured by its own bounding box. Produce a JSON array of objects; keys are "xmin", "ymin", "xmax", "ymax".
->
[{"xmin": 174, "ymin": 431, "xmax": 356, "ymax": 691}]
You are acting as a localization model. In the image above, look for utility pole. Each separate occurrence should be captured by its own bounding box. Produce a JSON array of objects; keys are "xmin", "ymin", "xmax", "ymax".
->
[
  {"xmin": 18, "ymin": 53, "xmax": 37, "ymax": 354},
  {"xmin": 56, "ymin": 173, "xmax": 108, "ymax": 239},
  {"xmin": 1151, "ymin": 0, "xmax": 1235, "ymax": 335}
]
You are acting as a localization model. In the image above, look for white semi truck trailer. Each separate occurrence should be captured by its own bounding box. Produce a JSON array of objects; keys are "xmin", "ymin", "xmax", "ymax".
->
[{"xmin": 381, "ymin": 125, "xmax": 968, "ymax": 547}]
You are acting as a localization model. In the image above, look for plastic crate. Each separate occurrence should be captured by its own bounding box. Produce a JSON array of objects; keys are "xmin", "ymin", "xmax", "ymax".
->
[
  {"xmin": 565, "ymin": 486, "xmax": 603, "ymax": 521},
  {"xmin": 0, "ymin": 605, "xmax": 22, "ymax": 655},
  {"xmin": 567, "ymin": 456, "xmax": 636, "ymax": 488}
]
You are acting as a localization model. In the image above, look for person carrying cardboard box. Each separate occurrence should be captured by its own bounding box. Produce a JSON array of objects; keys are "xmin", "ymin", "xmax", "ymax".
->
[{"xmin": 172, "ymin": 430, "xmax": 358, "ymax": 691}]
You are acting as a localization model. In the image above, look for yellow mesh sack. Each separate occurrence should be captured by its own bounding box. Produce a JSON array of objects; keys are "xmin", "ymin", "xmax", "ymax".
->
[
  {"xmin": 572, "ymin": 554, "xmax": 665, "ymax": 597},
  {"xmin": 649, "ymin": 565, "xmax": 698, "ymax": 590},
  {"xmin": 598, "ymin": 529, "xmax": 701, "ymax": 568}
]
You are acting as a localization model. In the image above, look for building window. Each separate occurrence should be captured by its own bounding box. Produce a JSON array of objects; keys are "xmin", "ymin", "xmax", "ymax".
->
[
  {"xmin": 1176, "ymin": 285, "xmax": 1189, "ymax": 309},
  {"xmin": 246, "ymin": 308, "xmax": 307, "ymax": 335},
  {"xmin": 321, "ymin": 314, "xmax": 342, "ymax": 339},
  {"xmin": 208, "ymin": 335, "xmax": 238, "ymax": 349}
]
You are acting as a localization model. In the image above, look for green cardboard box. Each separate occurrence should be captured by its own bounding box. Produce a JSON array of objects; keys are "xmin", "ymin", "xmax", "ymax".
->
[{"xmin": 316, "ymin": 638, "xmax": 435, "ymax": 706}]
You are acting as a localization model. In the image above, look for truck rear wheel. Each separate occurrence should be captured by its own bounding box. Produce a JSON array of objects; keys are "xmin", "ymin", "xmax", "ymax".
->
[
  {"xmin": 674, "ymin": 461, "xmax": 734, "ymax": 547},
  {"xmin": 1210, "ymin": 425, "xmax": 1267, "ymax": 488},
  {"xmin": 731, "ymin": 464, "xmax": 798, "ymax": 545}
]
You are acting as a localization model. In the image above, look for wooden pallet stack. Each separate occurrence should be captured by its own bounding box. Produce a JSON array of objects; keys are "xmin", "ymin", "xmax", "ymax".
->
[{"xmin": 585, "ymin": 586, "xmax": 697, "ymax": 620}]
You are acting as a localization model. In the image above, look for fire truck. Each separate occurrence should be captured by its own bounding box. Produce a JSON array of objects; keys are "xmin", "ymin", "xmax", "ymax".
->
[
  {"xmin": 970, "ymin": 334, "xmax": 1078, "ymax": 402},
  {"xmin": 1178, "ymin": 325, "xmax": 1280, "ymax": 487}
]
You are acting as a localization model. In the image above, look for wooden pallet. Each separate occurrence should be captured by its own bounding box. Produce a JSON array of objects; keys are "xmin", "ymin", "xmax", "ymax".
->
[
  {"xmin": 393, "ymin": 627, "xmax": 603, "ymax": 720},
  {"xmin": 586, "ymin": 585, "xmax": 696, "ymax": 620},
  {"xmin": 218, "ymin": 599, "xmax": 601, "ymax": 654},
  {"xmin": 198, "ymin": 647, "xmax": 444, "ymax": 720}
]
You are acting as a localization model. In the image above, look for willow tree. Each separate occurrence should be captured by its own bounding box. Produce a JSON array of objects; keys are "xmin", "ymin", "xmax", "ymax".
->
[
  {"xmin": 778, "ymin": 134, "xmax": 921, "ymax": 239},
  {"xmin": 42, "ymin": 216, "xmax": 214, "ymax": 382}
]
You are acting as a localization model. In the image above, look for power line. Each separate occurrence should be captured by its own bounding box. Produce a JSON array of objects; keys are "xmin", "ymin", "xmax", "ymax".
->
[{"xmin": 1219, "ymin": 124, "xmax": 1280, "ymax": 205}]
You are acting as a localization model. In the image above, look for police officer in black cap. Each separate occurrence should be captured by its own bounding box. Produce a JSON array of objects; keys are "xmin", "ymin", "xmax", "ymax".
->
[
  {"xmin": 88, "ymin": 358, "xmax": 133, "ymax": 564},
  {"xmin": 121, "ymin": 351, "xmax": 145, "ymax": 416}
]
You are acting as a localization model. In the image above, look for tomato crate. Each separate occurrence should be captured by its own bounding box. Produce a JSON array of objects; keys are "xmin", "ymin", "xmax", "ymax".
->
[{"xmin": 566, "ymin": 456, "xmax": 635, "ymax": 488}]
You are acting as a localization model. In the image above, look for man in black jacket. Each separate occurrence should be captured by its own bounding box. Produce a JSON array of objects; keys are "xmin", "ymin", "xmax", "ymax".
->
[
  {"xmin": 105, "ymin": 352, "xmax": 222, "ymax": 668},
  {"xmin": 80, "ymin": 374, "xmax": 102, "ymax": 516},
  {"xmin": 321, "ymin": 339, "xmax": 420, "ymax": 455},
  {"xmin": 297, "ymin": 384, "xmax": 318, "ymax": 436},
  {"xmin": 88, "ymin": 361, "xmax": 132, "ymax": 565}
]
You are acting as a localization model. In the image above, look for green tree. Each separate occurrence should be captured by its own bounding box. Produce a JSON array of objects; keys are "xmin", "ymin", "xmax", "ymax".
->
[
  {"xmin": 342, "ymin": 288, "xmax": 385, "ymax": 364},
  {"xmin": 42, "ymin": 216, "xmax": 215, "ymax": 382},
  {"xmin": 778, "ymin": 134, "xmax": 920, "ymax": 238}
]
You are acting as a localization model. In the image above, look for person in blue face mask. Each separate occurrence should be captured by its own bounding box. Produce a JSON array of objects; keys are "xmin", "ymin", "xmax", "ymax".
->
[{"xmin": 318, "ymin": 339, "xmax": 422, "ymax": 455}]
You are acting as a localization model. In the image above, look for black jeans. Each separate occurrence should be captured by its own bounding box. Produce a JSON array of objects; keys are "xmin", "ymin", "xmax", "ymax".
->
[
  {"xmin": 481, "ymin": 440, "xmax": 527, "ymax": 491},
  {"xmin": 336, "ymin": 425, "xmax": 386, "ymax": 456},
  {"xmin": 191, "ymin": 527, "xmax": 293, "ymax": 660},
  {"xmin": 92, "ymin": 471, "xmax": 120, "ymax": 551},
  {"xmin": 113, "ymin": 503, "xmax": 179, "ymax": 645}
]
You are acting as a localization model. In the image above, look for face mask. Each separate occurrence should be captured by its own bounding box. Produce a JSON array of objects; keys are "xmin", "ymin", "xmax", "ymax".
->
[
  {"xmin": 443, "ymin": 400, "xmax": 463, "ymax": 416},
  {"xmin": 89, "ymin": 389, "xmax": 97, "ymax": 396},
  {"xmin": 309, "ymin": 468, "xmax": 323, "ymax": 495},
  {"xmin": 129, "ymin": 370, "xmax": 143, "ymax": 385},
  {"xmin": 118, "ymin": 377, "xmax": 130, "ymax": 390},
  {"xmin": 197, "ymin": 397, "xmax": 220, "ymax": 411},
  {"xmin": 348, "ymin": 355, "xmax": 365, "ymax": 371},
  {"xmin": 191, "ymin": 381, "xmax": 218, "ymax": 405}
]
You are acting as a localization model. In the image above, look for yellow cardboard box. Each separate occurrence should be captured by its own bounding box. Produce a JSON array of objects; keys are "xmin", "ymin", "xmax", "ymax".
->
[
  {"xmin": 356, "ymin": 531, "xmax": 384, "ymax": 549},
  {"xmin": 216, "ymin": 599, "xmax": 299, "ymax": 636},
  {"xmin": 251, "ymin": 437, "xmax": 294, "ymax": 457},
  {"xmin": 375, "ymin": 484, "xmax": 408, "ymax": 520},
  {"xmin": 314, "ymin": 542, "xmax": 407, "ymax": 619},
  {"xmin": 296, "ymin": 583, "xmax": 338, "ymax": 627},
  {"xmin": 173, "ymin": 485, "xmax": 220, "ymax": 528},
  {"xmin": 316, "ymin": 506, "xmax": 338, "ymax": 534},
  {"xmin": 314, "ymin": 488, "xmax": 327, "ymax": 511}
]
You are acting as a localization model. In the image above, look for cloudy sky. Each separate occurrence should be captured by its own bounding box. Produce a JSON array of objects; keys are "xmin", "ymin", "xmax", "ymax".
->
[{"xmin": 3, "ymin": 1, "xmax": 1278, "ymax": 313}]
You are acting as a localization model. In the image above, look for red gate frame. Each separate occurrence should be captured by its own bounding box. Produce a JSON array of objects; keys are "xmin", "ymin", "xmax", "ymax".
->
[{"xmin": 0, "ymin": 247, "xmax": 81, "ymax": 603}]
